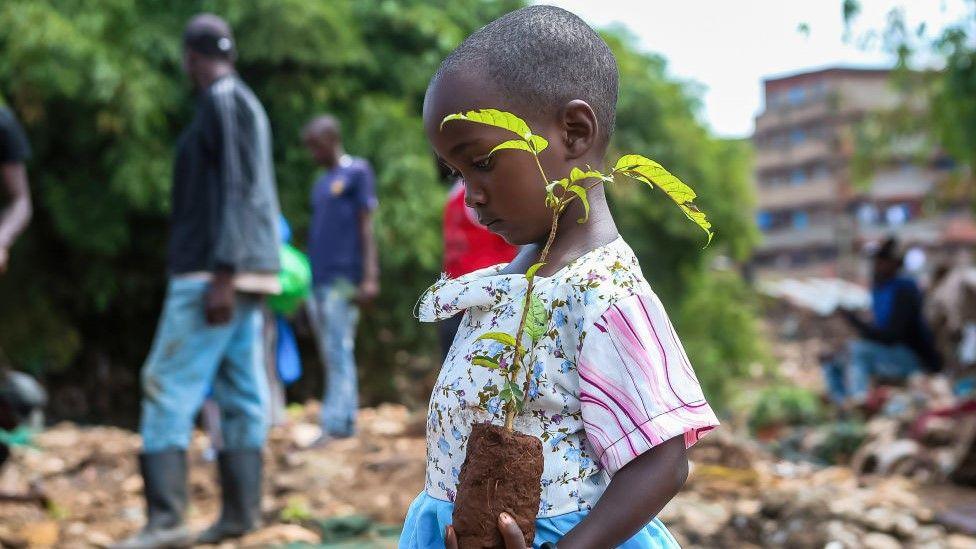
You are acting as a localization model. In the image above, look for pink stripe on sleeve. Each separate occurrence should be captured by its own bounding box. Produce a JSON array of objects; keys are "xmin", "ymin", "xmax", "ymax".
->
[{"xmin": 579, "ymin": 293, "xmax": 720, "ymax": 476}]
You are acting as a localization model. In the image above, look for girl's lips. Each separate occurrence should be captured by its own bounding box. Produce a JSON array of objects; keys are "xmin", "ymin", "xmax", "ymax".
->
[{"xmin": 485, "ymin": 219, "xmax": 504, "ymax": 233}]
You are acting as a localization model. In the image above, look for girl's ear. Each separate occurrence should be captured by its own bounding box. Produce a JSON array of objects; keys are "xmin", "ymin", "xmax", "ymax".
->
[{"xmin": 560, "ymin": 100, "xmax": 599, "ymax": 161}]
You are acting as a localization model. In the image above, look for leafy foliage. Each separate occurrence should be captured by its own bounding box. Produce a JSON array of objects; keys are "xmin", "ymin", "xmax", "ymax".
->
[
  {"xmin": 842, "ymin": 0, "xmax": 976, "ymax": 199},
  {"xmin": 612, "ymin": 154, "xmax": 712, "ymax": 244},
  {"xmin": 748, "ymin": 385, "xmax": 824, "ymax": 433}
]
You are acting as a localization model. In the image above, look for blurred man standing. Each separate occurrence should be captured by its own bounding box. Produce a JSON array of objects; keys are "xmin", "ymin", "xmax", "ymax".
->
[
  {"xmin": 0, "ymin": 105, "xmax": 32, "ymax": 274},
  {"xmin": 113, "ymin": 14, "xmax": 281, "ymax": 549},
  {"xmin": 302, "ymin": 116, "xmax": 379, "ymax": 442},
  {"xmin": 0, "ymin": 104, "xmax": 35, "ymax": 496}
]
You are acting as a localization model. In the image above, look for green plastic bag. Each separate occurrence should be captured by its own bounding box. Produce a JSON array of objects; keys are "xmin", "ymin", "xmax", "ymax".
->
[{"xmin": 267, "ymin": 244, "xmax": 311, "ymax": 315}]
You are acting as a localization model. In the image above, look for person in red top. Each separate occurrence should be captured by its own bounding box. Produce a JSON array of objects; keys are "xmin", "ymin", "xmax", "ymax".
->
[{"xmin": 439, "ymin": 179, "xmax": 518, "ymax": 358}]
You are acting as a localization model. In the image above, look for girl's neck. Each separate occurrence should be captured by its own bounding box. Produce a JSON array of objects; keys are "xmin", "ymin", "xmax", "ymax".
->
[{"xmin": 504, "ymin": 194, "xmax": 619, "ymax": 277}]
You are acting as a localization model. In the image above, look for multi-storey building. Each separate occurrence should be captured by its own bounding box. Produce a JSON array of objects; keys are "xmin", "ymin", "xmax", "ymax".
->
[{"xmin": 751, "ymin": 66, "xmax": 974, "ymax": 279}]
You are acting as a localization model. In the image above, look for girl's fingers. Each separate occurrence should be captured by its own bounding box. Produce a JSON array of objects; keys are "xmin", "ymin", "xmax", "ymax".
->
[
  {"xmin": 498, "ymin": 513, "xmax": 527, "ymax": 549},
  {"xmin": 445, "ymin": 525, "xmax": 459, "ymax": 549}
]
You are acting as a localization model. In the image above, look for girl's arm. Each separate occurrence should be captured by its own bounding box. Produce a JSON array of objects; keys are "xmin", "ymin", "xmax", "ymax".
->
[
  {"xmin": 445, "ymin": 435, "xmax": 689, "ymax": 549},
  {"xmin": 557, "ymin": 435, "xmax": 688, "ymax": 548}
]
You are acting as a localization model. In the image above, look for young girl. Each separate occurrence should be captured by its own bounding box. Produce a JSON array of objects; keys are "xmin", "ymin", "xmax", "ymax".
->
[{"xmin": 401, "ymin": 6, "xmax": 719, "ymax": 548}]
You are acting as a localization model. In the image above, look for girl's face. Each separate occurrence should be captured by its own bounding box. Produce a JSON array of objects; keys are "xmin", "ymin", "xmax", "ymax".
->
[{"xmin": 423, "ymin": 72, "xmax": 566, "ymax": 246}]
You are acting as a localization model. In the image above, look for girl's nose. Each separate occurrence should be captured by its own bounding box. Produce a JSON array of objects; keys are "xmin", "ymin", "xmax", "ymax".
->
[{"xmin": 463, "ymin": 180, "xmax": 487, "ymax": 208}]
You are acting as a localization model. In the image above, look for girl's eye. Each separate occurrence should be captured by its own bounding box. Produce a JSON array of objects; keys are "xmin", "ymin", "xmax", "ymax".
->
[
  {"xmin": 472, "ymin": 156, "xmax": 494, "ymax": 172},
  {"xmin": 440, "ymin": 161, "xmax": 460, "ymax": 178}
]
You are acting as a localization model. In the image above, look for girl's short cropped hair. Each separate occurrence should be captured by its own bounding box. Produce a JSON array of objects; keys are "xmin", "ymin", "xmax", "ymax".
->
[{"xmin": 434, "ymin": 5, "xmax": 619, "ymax": 144}]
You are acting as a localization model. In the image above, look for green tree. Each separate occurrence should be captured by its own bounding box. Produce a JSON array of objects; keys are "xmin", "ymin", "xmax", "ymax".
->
[
  {"xmin": 842, "ymin": 0, "xmax": 976, "ymax": 196},
  {"xmin": 0, "ymin": 0, "xmax": 759, "ymax": 421}
]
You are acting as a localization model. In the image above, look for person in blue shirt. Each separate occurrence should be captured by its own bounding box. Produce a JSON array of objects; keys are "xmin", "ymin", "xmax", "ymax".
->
[
  {"xmin": 302, "ymin": 115, "xmax": 379, "ymax": 441},
  {"xmin": 823, "ymin": 237, "xmax": 941, "ymax": 406}
]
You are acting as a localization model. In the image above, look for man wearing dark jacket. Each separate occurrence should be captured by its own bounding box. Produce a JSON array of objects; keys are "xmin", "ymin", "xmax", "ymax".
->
[
  {"xmin": 824, "ymin": 237, "xmax": 941, "ymax": 405},
  {"xmin": 113, "ymin": 14, "xmax": 281, "ymax": 549}
]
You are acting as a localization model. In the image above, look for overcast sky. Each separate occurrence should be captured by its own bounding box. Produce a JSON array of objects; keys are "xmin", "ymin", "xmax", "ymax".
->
[{"xmin": 543, "ymin": 0, "xmax": 971, "ymax": 138}]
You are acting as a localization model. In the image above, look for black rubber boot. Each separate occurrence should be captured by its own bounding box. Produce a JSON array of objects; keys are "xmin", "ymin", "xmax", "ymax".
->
[
  {"xmin": 196, "ymin": 448, "xmax": 263, "ymax": 544},
  {"xmin": 110, "ymin": 450, "xmax": 191, "ymax": 549}
]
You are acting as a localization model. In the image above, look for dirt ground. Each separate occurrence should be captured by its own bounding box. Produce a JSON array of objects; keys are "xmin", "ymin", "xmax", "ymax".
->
[{"xmin": 1, "ymin": 400, "xmax": 976, "ymax": 548}]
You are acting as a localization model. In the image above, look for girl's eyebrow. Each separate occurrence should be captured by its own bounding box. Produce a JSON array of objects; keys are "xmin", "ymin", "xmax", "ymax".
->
[{"xmin": 449, "ymin": 138, "xmax": 483, "ymax": 156}]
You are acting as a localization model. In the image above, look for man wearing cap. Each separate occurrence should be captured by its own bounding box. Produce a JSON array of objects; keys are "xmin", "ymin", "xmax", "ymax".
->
[
  {"xmin": 113, "ymin": 13, "xmax": 281, "ymax": 549},
  {"xmin": 824, "ymin": 237, "xmax": 941, "ymax": 406}
]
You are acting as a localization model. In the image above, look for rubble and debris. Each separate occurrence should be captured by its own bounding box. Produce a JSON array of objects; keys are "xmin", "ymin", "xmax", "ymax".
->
[{"xmin": 1, "ymin": 402, "xmax": 974, "ymax": 548}]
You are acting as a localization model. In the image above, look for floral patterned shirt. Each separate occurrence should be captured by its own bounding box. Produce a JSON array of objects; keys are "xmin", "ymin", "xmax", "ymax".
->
[{"xmin": 416, "ymin": 236, "xmax": 719, "ymax": 517}]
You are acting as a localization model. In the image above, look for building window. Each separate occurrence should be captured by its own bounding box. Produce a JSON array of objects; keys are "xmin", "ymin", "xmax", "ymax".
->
[
  {"xmin": 790, "ymin": 168, "xmax": 807, "ymax": 185},
  {"xmin": 791, "ymin": 128, "xmax": 806, "ymax": 145},
  {"xmin": 857, "ymin": 203, "xmax": 879, "ymax": 226},
  {"xmin": 757, "ymin": 211, "xmax": 773, "ymax": 231},
  {"xmin": 788, "ymin": 85, "xmax": 806, "ymax": 105},
  {"xmin": 812, "ymin": 163, "xmax": 830, "ymax": 180},
  {"xmin": 792, "ymin": 211, "xmax": 809, "ymax": 229},
  {"xmin": 809, "ymin": 80, "xmax": 827, "ymax": 99},
  {"xmin": 769, "ymin": 91, "xmax": 787, "ymax": 108},
  {"xmin": 885, "ymin": 204, "xmax": 910, "ymax": 226}
]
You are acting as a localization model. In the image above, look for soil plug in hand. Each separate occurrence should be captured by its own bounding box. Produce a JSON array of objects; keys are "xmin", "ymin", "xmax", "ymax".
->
[{"xmin": 445, "ymin": 515, "xmax": 530, "ymax": 549}]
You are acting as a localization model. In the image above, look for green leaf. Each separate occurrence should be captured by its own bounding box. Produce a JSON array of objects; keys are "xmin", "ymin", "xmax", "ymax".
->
[
  {"xmin": 476, "ymin": 332, "xmax": 517, "ymax": 348},
  {"xmin": 529, "ymin": 135, "xmax": 549, "ymax": 153},
  {"xmin": 569, "ymin": 167, "xmax": 604, "ymax": 184},
  {"xmin": 471, "ymin": 356, "xmax": 500, "ymax": 370},
  {"xmin": 441, "ymin": 110, "xmax": 549, "ymax": 155},
  {"xmin": 566, "ymin": 185, "xmax": 590, "ymax": 223},
  {"xmin": 525, "ymin": 262, "xmax": 546, "ymax": 282},
  {"xmin": 612, "ymin": 154, "xmax": 713, "ymax": 245},
  {"xmin": 489, "ymin": 139, "xmax": 535, "ymax": 157},
  {"xmin": 545, "ymin": 191, "xmax": 558, "ymax": 208},
  {"xmin": 440, "ymin": 109, "xmax": 533, "ymax": 141},
  {"xmin": 500, "ymin": 381, "xmax": 525, "ymax": 411},
  {"xmin": 524, "ymin": 293, "xmax": 548, "ymax": 343}
]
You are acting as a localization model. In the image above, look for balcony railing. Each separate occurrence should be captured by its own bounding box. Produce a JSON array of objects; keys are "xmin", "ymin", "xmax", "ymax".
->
[
  {"xmin": 757, "ymin": 177, "xmax": 837, "ymax": 210},
  {"xmin": 755, "ymin": 138, "xmax": 834, "ymax": 173},
  {"xmin": 758, "ymin": 223, "xmax": 835, "ymax": 252}
]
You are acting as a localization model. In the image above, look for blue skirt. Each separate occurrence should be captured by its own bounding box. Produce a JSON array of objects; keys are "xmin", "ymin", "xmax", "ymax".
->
[{"xmin": 399, "ymin": 492, "xmax": 680, "ymax": 548}]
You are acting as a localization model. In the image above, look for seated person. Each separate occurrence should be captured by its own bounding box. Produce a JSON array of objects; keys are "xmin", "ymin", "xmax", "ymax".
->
[{"xmin": 822, "ymin": 237, "xmax": 941, "ymax": 406}]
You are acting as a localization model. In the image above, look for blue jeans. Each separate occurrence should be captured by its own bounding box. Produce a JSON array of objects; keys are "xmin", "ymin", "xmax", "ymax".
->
[
  {"xmin": 140, "ymin": 278, "xmax": 269, "ymax": 452},
  {"xmin": 821, "ymin": 339, "xmax": 921, "ymax": 403},
  {"xmin": 309, "ymin": 280, "xmax": 360, "ymax": 437}
]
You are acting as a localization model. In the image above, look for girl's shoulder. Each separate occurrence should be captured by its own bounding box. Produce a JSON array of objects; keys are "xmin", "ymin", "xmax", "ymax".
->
[{"xmin": 549, "ymin": 236, "xmax": 651, "ymax": 325}]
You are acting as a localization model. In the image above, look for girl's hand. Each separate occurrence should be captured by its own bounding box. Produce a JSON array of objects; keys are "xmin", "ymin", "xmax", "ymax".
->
[{"xmin": 445, "ymin": 513, "xmax": 528, "ymax": 549}]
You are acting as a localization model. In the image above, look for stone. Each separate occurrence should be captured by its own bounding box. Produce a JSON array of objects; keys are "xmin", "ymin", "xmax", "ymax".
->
[
  {"xmin": 121, "ymin": 474, "xmax": 142, "ymax": 494},
  {"xmin": 948, "ymin": 534, "xmax": 976, "ymax": 549},
  {"xmin": 863, "ymin": 506, "xmax": 897, "ymax": 533},
  {"xmin": 734, "ymin": 499, "xmax": 762, "ymax": 517},
  {"xmin": 825, "ymin": 519, "xmax": 864, "ymax": 547},
  {"xmin": 289, "ymin": 423, "xmax": 322, "ymax": 449},
  {"xmin": 914, "ymin": 525, "xmax": 948, "ymax": 544},
  {"xmin": 85, "ymin": 530, "xmax": 115, "ymax": 547},
  {"xmin": 891, "ymin": 512, "xmax": 919, "ymax": 537},
  {"xmin": 863, "ymin": 532, "xmax": 902, "ymax": 549},
  {"xmin": 19, "ymin": 521, "xmax": 59, "ymax": 547},
  {"xmin": 238, "ymin": 524, "xmax": 320, "ymax": 545}
]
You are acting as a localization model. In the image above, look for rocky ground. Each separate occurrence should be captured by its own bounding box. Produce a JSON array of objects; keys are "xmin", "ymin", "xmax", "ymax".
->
[{"xmin": 1, "ymin": 402, "xmax": 975, "ymax": 548}]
